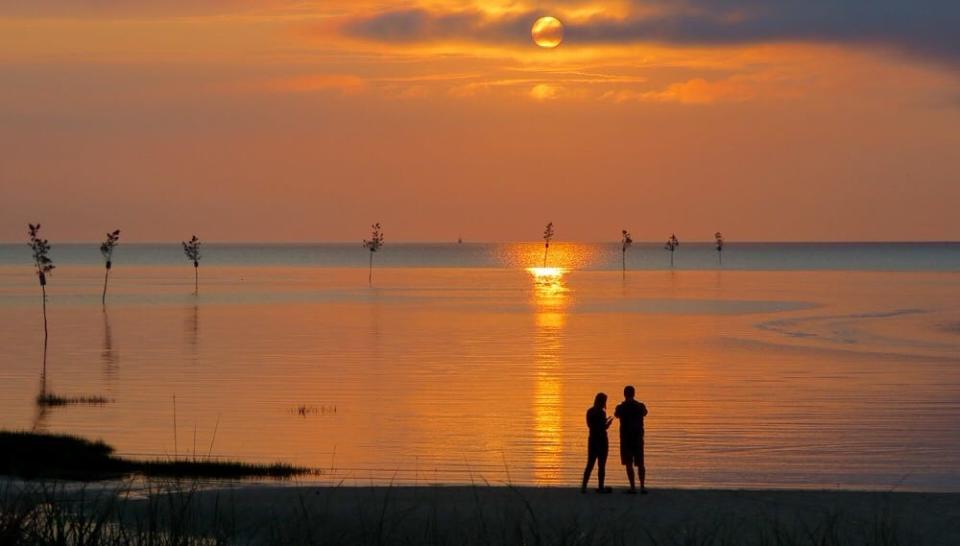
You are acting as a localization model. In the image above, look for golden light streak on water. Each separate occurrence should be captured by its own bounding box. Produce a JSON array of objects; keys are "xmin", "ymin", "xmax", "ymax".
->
[
  {"xmin": 530, "ymin": 267, "xmax": 569, "ymax": 483},
  {"xmin": 506, "ymin": 242, "xmax": 598, "ymax": 271},
  {"xmin": 527, "ymin": 267, "xmax": 566, "ymax": 279}
]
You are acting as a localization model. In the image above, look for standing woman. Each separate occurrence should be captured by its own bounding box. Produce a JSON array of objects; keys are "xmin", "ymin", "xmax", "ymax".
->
[{"xmin": 581, "ymin": 392, "xmax": 614, "ymax": 493}]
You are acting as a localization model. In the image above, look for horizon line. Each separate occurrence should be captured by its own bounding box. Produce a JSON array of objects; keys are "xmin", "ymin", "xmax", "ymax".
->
[{"xmin": 1, "ymin": 239, "xmax": 958, "ymax": 245}]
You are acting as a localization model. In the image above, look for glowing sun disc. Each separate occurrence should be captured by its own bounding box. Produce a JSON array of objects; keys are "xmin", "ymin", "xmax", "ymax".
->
[{"xmin": 531, "ymin": 16, "xmax": 564, "ymax": 48}]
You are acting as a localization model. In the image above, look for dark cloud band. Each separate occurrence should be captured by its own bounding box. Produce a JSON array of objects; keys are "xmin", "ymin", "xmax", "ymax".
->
[{"xmin": 342, "ymin": 1, "xmax": 960, "ymax": 67}]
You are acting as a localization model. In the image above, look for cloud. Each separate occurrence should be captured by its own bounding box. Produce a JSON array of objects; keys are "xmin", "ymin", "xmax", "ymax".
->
[
  {"xmin": 0, "ymin": 0, "xmax": 284, "ymax": 17},
  {"xmin": 602, "ymin": 74, "xmax": 797, "ymax": 104},
  {"xmin": 342, "ymin": 8, "xmax": 533, "ymax": 45},
  {"xmin": 342, "ymin": 1, "xmax": 960, "ymax": 67},
  {"xmin": 529, "ymin": 83, "xmax": 560, "ymax": 100},
  {"xmin": 259, "ymin": 74, "xmax": 368, "ymax": 95}
]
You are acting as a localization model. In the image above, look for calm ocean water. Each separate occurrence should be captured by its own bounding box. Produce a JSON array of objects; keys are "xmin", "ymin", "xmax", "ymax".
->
[
  {"xmin": 1, "ymin": 242, "xmax": 958, "ymax": 270},
  {"xmin": 0, "ymin": 243, "xmax": 958, "ymax": 490}
]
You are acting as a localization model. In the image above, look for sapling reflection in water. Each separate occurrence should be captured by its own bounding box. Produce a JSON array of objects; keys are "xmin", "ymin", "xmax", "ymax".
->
[
  {"xmin": 664, "ymin": 233, "xmax": 679, "ymax": 267},
  {"xmin": 182, "ymin": 235, "xmax": 201, "ymax": 295},
  {"xmin": 621, "ymin": 229, "xmax": 633, "ymax": 274},
  {"xmin": 542, "ymin": 222, "xmax": 554, "ymax": 267},
  {"xmin": 99, "ymin": 229, "xmax": 120, "ymax": 305},
  {"xmin": 715, "ymin": 231, "xmax": 725, "ymax": 265},
  {"xmin": 363, "ymin": 223, "xmax": 384, "ymax": 285},
  {"xmin": 28, "ymin": 224, "xmax": 55, "ymax": 343}
]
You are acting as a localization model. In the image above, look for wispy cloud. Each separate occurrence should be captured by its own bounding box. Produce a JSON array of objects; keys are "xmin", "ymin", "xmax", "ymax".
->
[
  {"xmin": 260, "ymin": 74, "xmax": 368, "ymax": 94},
  {"xmin": 601, "ymin": 74, "xmax": 798, "ymax": 104},
  {"xmin": 342, "ymin": 7, "xmax": 534, "ymax": 45}
]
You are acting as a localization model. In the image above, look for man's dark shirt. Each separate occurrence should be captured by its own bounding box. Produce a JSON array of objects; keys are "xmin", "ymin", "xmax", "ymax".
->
[{"xmin": 614, "ymin": 399, "xmax": 647, "ymax": 440}]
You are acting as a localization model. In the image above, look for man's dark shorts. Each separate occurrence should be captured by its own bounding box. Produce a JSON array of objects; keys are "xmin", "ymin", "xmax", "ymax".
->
[{"xmin": 620, "ymin": 435, "xmax": 644, "ymax": 467}]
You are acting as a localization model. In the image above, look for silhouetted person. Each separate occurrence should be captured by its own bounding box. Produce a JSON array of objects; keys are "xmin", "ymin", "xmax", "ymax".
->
[
  {"xmin": 581, "ymin": 392, "xmax": 614, "ymax": 494},
  {"xmin": 615, "ymin": 385, "xmax": 648, "ymax": 494}
]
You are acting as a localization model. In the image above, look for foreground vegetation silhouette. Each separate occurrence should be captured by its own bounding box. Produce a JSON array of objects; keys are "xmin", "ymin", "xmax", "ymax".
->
[{"xmin": 0, "ymin": 480, "xmax": 936, "ymax": 546}]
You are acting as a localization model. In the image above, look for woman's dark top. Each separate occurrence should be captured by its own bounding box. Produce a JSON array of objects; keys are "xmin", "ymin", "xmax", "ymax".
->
[{"xmin": 586, "ymin": 407, "xmax": 608, "ymax": 442}]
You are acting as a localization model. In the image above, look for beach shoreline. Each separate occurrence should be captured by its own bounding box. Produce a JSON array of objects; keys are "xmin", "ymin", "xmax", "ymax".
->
[{"xmin": 5, "ymin": 481, "xmax": 960, "ymax": 545}]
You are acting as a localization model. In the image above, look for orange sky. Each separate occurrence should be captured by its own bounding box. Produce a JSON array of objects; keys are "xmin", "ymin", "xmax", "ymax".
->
[{"xmin": 1, "ymin": 1, "xmax": 958, "ymax": 242}]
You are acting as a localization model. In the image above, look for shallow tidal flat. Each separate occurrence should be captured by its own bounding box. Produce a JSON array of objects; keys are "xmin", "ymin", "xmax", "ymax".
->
[{"xmin": 1, "ymin": 258, "xmax": 958, "ymax": 490}]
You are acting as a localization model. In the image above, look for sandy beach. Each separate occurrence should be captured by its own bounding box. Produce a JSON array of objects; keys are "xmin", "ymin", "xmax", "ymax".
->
[
  {"xmin": 6, "ymin": 477, "xmax": 960, "ymax": 544},
  {"xmin": 108, "ymin": 485, "xmax": 960, "ymax": 545}
]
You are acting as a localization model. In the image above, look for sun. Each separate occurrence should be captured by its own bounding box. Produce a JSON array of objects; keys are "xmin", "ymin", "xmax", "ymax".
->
[{"xmin": 531, "ymin": 16, "xmax": 564, "ymax": 49}]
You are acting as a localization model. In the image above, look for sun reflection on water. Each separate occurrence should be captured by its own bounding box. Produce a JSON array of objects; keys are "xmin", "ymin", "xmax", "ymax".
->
[
  {"xmin": 496, "ymin": 242, "xmax": 599, "ymax": 271},
  {"xmin": 527, "ymin": 267, "xmax": 566, "ymax": 279},
  {"xmin": 530, "ymin": 266, "xmax": 569, "ymax": 483}
]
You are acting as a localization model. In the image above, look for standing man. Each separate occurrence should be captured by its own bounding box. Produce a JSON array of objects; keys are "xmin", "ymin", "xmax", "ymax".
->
[{"xmin": 615, "ymin": 385, "xmax": 648, "ymax": 494}]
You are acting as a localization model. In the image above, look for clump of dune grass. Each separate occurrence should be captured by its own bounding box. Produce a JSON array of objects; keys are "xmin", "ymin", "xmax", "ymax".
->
[
  {"xmin": 36, "ymin": 393, "xmax": 113, "ymax": 407},
  {"xmin": 0, "ymin": 431, "xmax": 309, "ymax": 482},
  {"xmin": 0, "ymin": 481, "xmax": 229, "ymax": 546}
]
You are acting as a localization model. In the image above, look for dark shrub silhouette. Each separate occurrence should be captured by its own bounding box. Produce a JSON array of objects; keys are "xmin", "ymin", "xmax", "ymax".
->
[
  {"xmin": 362, "ymin": 223, "xmax": 384, "ymax": 285},
  {"xmin": 182, "ymin": 235, "xmax": 201, "ymax": 295},
  {"xmin": 542, "ymin": 222, "xmax": 554, "ymax": 267},
  {"xmin": 664, "ymin": 233, "xmax": 679, "ymax": 267},
  {"xmin": 28, "ymin": 224, "xmax": 55, "ymax": 342},
  {"xmin": 100, "ymin": 229, "xmax": 120, "ymax": 305}
]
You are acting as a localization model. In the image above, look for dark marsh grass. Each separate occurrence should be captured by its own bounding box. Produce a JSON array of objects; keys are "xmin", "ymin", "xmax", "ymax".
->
[
  {"xmin": 291, "ymin": 405, "xmax": 337, "ymax": 417},
  {"xmin": 36, "ymin": 393, "xmax": 113, "ymax": 407},
  {"xmin": 0, "ymin": 431, "xmax": 308, "ymax": 482}
]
